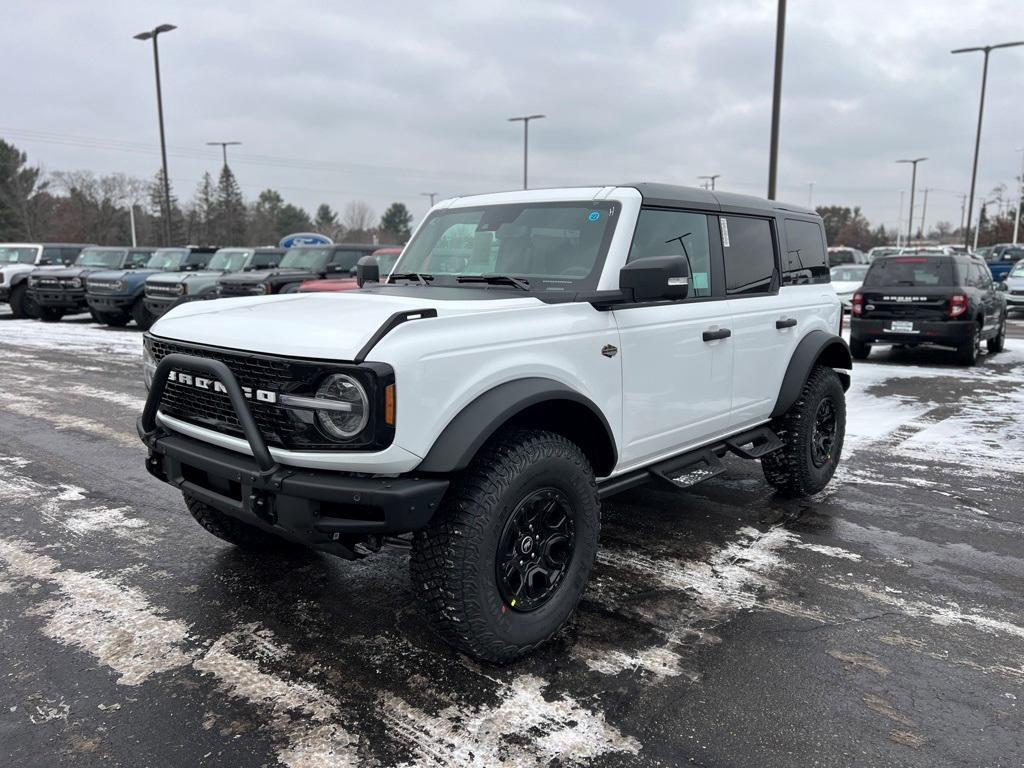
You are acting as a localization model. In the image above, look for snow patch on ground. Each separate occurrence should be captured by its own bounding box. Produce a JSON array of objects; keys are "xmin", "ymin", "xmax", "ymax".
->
[
  {"xmin": 4, "ymin": 392, "xmax": 136, "ymax": 446},
  {"xmin": 794, "ymin": 542, "xmax": 862, "ymax": 561},
  {"xmin": 0, "ymin": 318, "xmax": 142, "ymax": 359}
]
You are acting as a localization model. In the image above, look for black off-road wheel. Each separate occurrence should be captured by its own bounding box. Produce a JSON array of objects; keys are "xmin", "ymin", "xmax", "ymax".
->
[
  {"xmin": 131, "ymin": 297, "xmax": 154, "ymax": 330},
  {"xmin": 762, "ymin": 365, "xmax": 846, "ymax": 497},
  {"xmin": 410, "ymin": 428, "xmax": 600, "ymax": 663},
  {"xmin": 184, "ymin": 493, "xmax": 301, "ymax": 553},
  {"xmin": 9, "ymin": 284, "xmax": 37, "ymax": 319},
  {"xmin": 849, "ymin": 337, "xmax": 871, "ymax": 360},
  {"xmin": 986, "ymin": 314, "xmax": 1006, "ymax": 354},
  {"xmin": 957, "ymin": 322, "xmax": 981, "ymax": 366}
]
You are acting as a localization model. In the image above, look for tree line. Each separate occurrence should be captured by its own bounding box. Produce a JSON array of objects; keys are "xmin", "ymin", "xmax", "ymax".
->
[{"xmin": 0, "ymin": 138, "xmax": 414, "ymax": 247}]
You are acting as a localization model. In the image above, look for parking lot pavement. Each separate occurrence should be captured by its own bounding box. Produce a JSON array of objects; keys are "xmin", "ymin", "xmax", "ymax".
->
[{"xmin": 1, "ymin": 310, "xmax": 1023, "ymax": 768}]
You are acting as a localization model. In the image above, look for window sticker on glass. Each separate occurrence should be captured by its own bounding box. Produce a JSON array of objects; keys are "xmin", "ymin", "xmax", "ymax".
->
[
  {"xmin": 720, "ymin": 218, "xmax": 731, "ymax": 247},
  {"xmin": 588, "ymin": 211, "xmax": 601, "ymax": 222},
  {"xmin": 692, "ymin": 272, "xmax": 709, "ymax": 291}
]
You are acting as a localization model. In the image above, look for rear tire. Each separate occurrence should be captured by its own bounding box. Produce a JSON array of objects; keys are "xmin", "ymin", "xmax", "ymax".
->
[
  {"xmin": 986, "ymin": 314, "xmax": 1006, "ymax": 354},
  {"xmin": 131, "ymin": 297, "xmax": 154, "ymax": 330},
  {"xmin": 9, "ymin": 285, "xmax": 36, "ymax": 319},
  {"xmin": 957, "ymin": 323, "xmax": 980, "ymax": 366},
  {"xmin": 184, "ymin": 493, "xmax": 301, "ymax": 553},
  {"xmin": 762, "ymin": 365, "xmax": 846, "ymax": 497},
  {"xmin": 849, "ymin": 338, "xmax": 871, "ymax": 360},
  {"xmin": 410, "ymin": 428, "xmax": 600, "ymax": 663}
]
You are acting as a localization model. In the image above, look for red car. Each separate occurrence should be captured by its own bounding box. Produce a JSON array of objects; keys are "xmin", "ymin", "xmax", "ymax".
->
[{"xmin": 297, "ymin": 247, "xmax": 401, "ymax": 292}]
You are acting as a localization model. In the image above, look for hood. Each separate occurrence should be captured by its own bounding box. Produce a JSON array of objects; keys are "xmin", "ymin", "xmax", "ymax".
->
[
  {"xmin": 148, "ymin": 269, "xmax": 225, "ymax": 286},
  {"xmin": 219, "ymin": 268, "xmax": 311, "ymax": 284},
  {"xmin": 34, "ymin": 266, "xmax": 108, "ymax": 279},
  {"xmin": 1005, "ymin": 274, "xmax": 1024, "ymax": 289},
  {"xmin": 831, "ymin": 280, "xmax": 862, "ymax": 295},
  {"xmin": 151, "ymin": 290, "xmax": 540, "ymax": 360},
  {"xmin": 0, "ymin": 263, "xmax": 44, "ymax": 280},
  {"xmin": 89, "ymin": 268, "xmax": 162, "ymax": 282}
]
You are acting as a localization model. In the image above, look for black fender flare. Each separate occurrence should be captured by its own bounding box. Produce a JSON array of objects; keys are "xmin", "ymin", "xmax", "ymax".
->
[
  {"xmin": 416, "ymin": 377, "xmax": 617, "ymax": 475},
  {"xmin": 771, "ymin": 330, "xmax": 852, "ymax": 418},
  {"xmin": 9, "ymin": 271, "xmax": 32, "ymax": 289}
]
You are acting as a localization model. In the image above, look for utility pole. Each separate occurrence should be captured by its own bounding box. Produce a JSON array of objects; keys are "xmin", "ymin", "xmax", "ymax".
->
[
  {"xmin": 807, "ymin": 181, "xmax": 815, "ymax": 208},
  {"xmin": 959, "ymin": 193, "xmax": 968, "ymax": 235},
  {"xmin": 508, "ymin": 114, "xmax": 545, "ymax": 190},
  {"xmin": 134, "ymin": 23, "xmax": 177, "ymax": 246},
  {"xmin": 420, "ymin": 192, "xmax": 438, "ymax": 207},
  {"xmin": 919, "ymin": 188, "xmax": 930, "ymax": 240},
  {"xmin": 1014, "ymin": 148, "xmax": 1024, "ymax": 245},
  {"xmin": 698, "ymin": 174, "xmax": 720, "ymax": 191},
  {"xmin": 951, "ymin": 40, "xmax": 1024, "ymax": 249},
  {"xmin": 896, "ymin": 190, "xmax": 905, "ymax": 248},
  {"xmin": 206, "ymin": 140, "xmax": 241, "ymax": 169},
  {"xmin": 896, "ymin": 158, "xmax": 927, "ymax": 246},
  {"xmin": 129, "ymin": 204, "xmax": 137, "ymax": 247},
  {"xmin": 767, "ymin": 0, "xmax": 787, "ymax": 200}
]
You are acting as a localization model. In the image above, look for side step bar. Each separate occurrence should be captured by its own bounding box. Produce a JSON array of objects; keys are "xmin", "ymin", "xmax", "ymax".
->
[{"xmin": 597, "ymin": 425, "xmax": 784, "ymax": 500}]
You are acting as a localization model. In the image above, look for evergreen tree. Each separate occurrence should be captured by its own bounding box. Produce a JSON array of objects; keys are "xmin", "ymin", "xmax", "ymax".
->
[
  {"xmin": 379, "ymin": 202, "xmax": 413, "ymax": 243},
  {"xmin": 213, "ymin": 165, "xmax": 246, "ymax": 245},
  {"xmin": 148, "ymin": 169, "xmax": 184, "ymax": 245},
  {"xmin": 314, "ymin": 203, "xmax": 340, "ymax": 239},
  {"xmin": 0, "ymin": 139, "xmax": 51, "ymax": 240},
  {"xmin": 191, "ymin": 172, "xmax": 216, "ymax": 244}
]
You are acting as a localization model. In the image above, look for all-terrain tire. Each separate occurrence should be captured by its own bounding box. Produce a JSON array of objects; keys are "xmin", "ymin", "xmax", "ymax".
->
[
  {"xmin": 410, "ymin": 428, "xmax": 600, "ymax": 663},
  {"xmin": 9, "ymin": 284, "xmax": 36, "ymax": 319},
  {"xmin": 849, "ymin": 338, "xmax": 871, "ymax": 360},
  {"xmin": 761, "ymin": 365, "xmax": 846, "ymax": 497},
  {"xmin": 131, "ymin": 297, "xmax": 154, "ymax": 330},
  {"xmin": 957, "ymin": 322, "xmax": 980, "ymax": 366},
  {"xmin": 183, "ymin": 493, "xmax": 300, "ymax": 552},
  {"xmin": 986, "ymin": 314, "xmax": 1006, "ymax": 354}
]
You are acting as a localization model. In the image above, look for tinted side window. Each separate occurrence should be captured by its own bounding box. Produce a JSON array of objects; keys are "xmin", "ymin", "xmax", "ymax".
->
[
  {"xmin": 127, "ymin": 251, "xmax": 151, "ymax": 267},
  {"xmin": 783, "ymin": 219, "xmax": 828, "ymax": 285},
  {"xmin": 252, "ymin": 252, "xmax": 281, "ymax": 268},
  {"xmin": 187, "ymin": 252, "xmax": 212, "ymax": 267},
  {"xmin": 722, "ymin": 216, "xmax": 776, "ymax": 295},
  {"xmin": 330, "ymin": 250, "xmax": 363, "ymax": 271},
  {"xmin": 627, "ymin": 209, "xmax": 712, "ymax": 298},
  {"xmin": 976, "ymin": 263, "xmax": 992, "ymax": 288},
  {"xmin": 40, "ymin": 247, "xmax": 64, "ymax": 265}
]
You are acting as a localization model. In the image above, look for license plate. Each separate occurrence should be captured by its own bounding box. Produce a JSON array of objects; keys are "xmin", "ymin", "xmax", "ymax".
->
[{"xmin": 889, "ymin": 320, "xmax": 916, "ymax": 333}]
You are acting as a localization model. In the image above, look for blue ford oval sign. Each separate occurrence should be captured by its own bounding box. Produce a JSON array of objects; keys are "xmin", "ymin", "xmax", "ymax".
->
[{"xmin": 279, "ymin": 232, "xmax": 333, "ymax": 248}]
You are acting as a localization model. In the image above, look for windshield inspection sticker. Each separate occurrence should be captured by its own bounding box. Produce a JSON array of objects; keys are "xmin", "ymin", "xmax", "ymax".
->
[
  {"xmin": 720, "ymin": 217, "xmax": 731, "ymax": 247},
  {"xmin": 588, "ymin": 211, "xmax": 601, "ymax": 222}
]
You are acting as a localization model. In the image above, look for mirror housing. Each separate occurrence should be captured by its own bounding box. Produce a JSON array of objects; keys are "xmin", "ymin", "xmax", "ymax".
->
[
  {"xmin": 619, "ymin": 254, "xmax": 691, "ymax": 303},
  {"xmin": 996, "ymin": 281, "xmax": 1008, "ymax": 292},
  {"xmin": 356, "ymin": 255, "xmax": 380, "ymax": 287}
]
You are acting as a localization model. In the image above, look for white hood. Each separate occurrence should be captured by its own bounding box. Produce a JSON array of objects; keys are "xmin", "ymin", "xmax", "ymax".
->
[
  {"xmin": 831, "ymin": 280, "xmax": 862, "ymax": 297},
  {"xmin": 149, "ymin": 291, "xmax": 540, "ymax": 360}
]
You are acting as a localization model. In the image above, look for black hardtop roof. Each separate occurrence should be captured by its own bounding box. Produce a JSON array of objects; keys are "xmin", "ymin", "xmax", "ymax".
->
[
  {"xmin": 624, "ymin": 182, "xmax": 817, "ymax": 217},
  {"xmin": 286, "ymin": 243, "xmax": 395, "ymax": 251}
]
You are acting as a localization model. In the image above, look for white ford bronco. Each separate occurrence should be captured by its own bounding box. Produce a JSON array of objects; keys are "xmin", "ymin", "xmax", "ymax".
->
[{"xmin": 139, "ymin": 184, "xmax": 850, "ymax": 662}]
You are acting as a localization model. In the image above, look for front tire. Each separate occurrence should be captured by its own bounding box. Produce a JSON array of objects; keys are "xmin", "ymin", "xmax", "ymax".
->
[
  {"xmin": 131, "ymin": 297, "xmax": 154, "ymax": 330},
  {"xmin": 762, "ymin": 365, "xmax": 846, "ymax": 497},
  {"xmin": 9, "ymin": 285, "xmax": 36, "ymax": 319},
  {"xmin": 184, "ymin": 493, "xmax": 300, "ymax": 552},
  {"xmin": 410, "ymin": 428, "xmax": 600, "ymax": 663}
]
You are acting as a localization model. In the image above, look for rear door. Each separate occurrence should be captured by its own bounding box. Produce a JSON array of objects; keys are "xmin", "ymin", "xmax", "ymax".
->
[
  {"xmin": 973, "ymin": 261, "xmax": 1000, "ymax": 330},
  {"xmin": 615, "ymin": 207, "xmax": 734, "ymax": 467}
]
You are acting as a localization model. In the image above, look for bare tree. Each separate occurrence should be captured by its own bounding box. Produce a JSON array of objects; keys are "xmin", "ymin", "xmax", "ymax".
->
[{"xmin": 343, "ymin": 200, "xmax": 375, "ymax": 232}]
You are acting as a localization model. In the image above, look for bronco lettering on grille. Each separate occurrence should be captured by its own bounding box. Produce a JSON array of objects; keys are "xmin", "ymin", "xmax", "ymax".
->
[{"xmin": 167, "ymin": 370, "xmax": 278, "ymax": 403}]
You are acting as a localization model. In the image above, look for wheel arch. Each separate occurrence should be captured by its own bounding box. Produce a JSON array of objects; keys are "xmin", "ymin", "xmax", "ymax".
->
[
  {"xmin": 771, "ymin": 330, "xmax": 852, "ymax": 419},
  {"xmin": 416, "ymin": 378, "xmax": 618, "ymax": 477}
]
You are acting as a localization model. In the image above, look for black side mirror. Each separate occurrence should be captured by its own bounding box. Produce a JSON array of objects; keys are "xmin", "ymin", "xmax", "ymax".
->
[
  {"xmin": 619, "ymin": 254, "xmax": 691, "ymax": 303},
  {"xmin": 996, "ymin": 281, "xmax": 1008, "ymax": 292},
  {"xmin": 356, "ymin": 255, "xmax": 380, "ymax": 287}
]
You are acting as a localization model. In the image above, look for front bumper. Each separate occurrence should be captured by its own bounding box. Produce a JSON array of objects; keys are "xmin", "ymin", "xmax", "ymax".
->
[
  {"xmin": 86, "ymin": 293, "xmax": 137, "ymax": 312},
  {"xmin": 1006, "ymin": 292, "xmax": 1024, "ymax": 307},
  {"xmin": 851, "ymin": 317, "xmax": 975, "ymax": 347},
  {"xmin": 30, "ymin": 288, "xmax": 87, "ymax": 310},
  {"xmin": 139, "ymin": 352, "xmax": 448, "ymax": 555},
  {"xmin": 144, "ymin": 295, "xmax": 177, "ymax": 317}
]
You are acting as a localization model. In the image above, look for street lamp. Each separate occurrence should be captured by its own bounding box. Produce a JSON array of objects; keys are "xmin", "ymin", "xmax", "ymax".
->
[
  {"xmin": 1014, "ymin": 148, "xmax": 1024, "ymax": 245},
  {"xmin": 896, "ymin": 157, "xmax": 927, "ymax": 246},
  {"xmin": 951, "ymin": 40, "xmax": 1024, "ymax": 249},
  {"xmin": 508, "ymin": 114, "xmax": 545, "ymax": 190},
  {"xmin": 206, "ymin": 140, "xmax": 241, "ymax": 169},
  {"xmin": 698, "ymin": 175, "xmax": 720, "ymax": 191},
  {"xmin": 134, "ymin": 23, "xmax": 177, "ymax": 246},
  {"xmin": 766, "ymin": 0, "xmax": 787, "ymax": 199},
  {"xmin": 421, "ymin": 192, "xmax": 438, "ymax": 207}
]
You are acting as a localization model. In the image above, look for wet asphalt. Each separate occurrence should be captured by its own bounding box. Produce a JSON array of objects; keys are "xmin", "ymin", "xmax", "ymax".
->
[{"xmin": 1, "ymin": 309, "xmax": 1023, "ymax": 768}]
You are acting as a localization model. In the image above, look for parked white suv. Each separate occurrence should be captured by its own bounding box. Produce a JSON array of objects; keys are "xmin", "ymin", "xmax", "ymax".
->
[{"xmin": 139, "ymin": 184, "xmax": 850, "ymax": 661}]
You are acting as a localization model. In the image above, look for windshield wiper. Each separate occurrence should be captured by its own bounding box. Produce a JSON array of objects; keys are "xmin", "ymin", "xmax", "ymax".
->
[
  {"xmin": 388, "ymin": 272, "xmax": 434, "ymax": 286},
  {"xmin": 456, "ymin": 274, "xmax": 531, "ymax": 291}
]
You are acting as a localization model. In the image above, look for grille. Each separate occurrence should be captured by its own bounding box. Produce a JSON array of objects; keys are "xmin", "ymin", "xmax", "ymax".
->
[
  {"xmin": 219, "ymin": 282, "xmax": 262, "ymax": 297},
  {"xmin": 35, "ymin": 277, "xmax": 60, "ymax": 288},
  {"xmin": 146, "ymin": 282, "xmax": 182, "ymax": 297},
  {"xmin": 88, "ymin": 280, "xmax": 120, "ymax": 293},
  {"xmin": 1011, "ymin": 289, "xmax": 1024, "ymax": 296}
]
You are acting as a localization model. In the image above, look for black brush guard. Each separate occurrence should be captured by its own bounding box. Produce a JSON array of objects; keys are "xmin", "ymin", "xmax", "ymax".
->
[{"xmin": 139, "ymin": 353, "xmax": 448, "ymax": 556}]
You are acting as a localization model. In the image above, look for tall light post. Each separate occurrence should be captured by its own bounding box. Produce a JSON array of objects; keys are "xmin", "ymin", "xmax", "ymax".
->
[
  {"xmin": 134, "ymin": 24, "xmax": 176, "ymax": 246},
  {"xmin": 508, "ymin": 114, "xmax": 544, "ymax": 190},
  {"xmin": 698, "ymin": 174, "xmax": 720, "ymax": 191},
  {"xmin": 766, "ymin": 0, "xmax": 787, "ymax": 199},
  {"xmin": 1014, "ymin": 148, "xmax": 1024, "ymax": 245},
  {"xmin": 919, "ymin": 188, "xmax": 930, "ymax": 240},
  {"xmin": 206, "ymin": 140, "xmax": 241, "ymax": 169},
  {"xmin": 896, "ymin": 158, "xmax": 927, "ymax": 246},
  {"xmin": 420, "ymin": 192, "xmax": 438, "ymax": 208},
  {"xmin": 896, "ymin": 191, "xmax": 905, "ymax": 248},
  {"xmin": 951, "ymin": 41, "xmax": 1024, "ymax": 249},
  {"xmin": 807, "ymin": 181, "xmax": 815, "ymax": 208}
]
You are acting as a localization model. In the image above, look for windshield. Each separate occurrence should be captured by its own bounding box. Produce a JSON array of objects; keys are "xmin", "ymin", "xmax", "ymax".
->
[
  {"xmin": 393, "ymin": 201, "xmax": 621, "ymax": 291},
  {"xmin": 830, "ymin": 265, "xmax": 868, "ymax": 282},
  {"xmin": 146, "ymin": 248, "xmax": 188, "ymax": 269},
  {"xmin": 207, "ymin": 249, "xmax": 252, "ymax": 272},
  {"xmin": 863, "ymin": 257, "xmax": 955, "ymax": 287},
  {"xmin": 280, "ymin": 247, "xmax": 331, "ymax": 270},
  {"xmin": 828, "ymin": 249, "xmax": 856, "ymax": 266},
  {"xmin": 869, "ymin": 248, "xmax": 900, "ymax": 258},
  {"xmin": 0, "ymin": 246, "xmax": 40, "ymax": 265},
  {"xmin": 1010, "ymin": 262, "xmax": 1024, "ymax": 277},
  {"xmin": 76, "ymin": 248, "xmax": 127, "ymax": 268}
]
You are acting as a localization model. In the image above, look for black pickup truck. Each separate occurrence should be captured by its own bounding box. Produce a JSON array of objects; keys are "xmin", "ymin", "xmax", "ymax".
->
[{"xmin": 850, "ymin": 252, "xmax": 1007, "ymax": 365}]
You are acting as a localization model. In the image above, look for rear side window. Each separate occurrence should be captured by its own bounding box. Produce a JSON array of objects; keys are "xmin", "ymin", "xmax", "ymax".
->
[
  {"xmin": 252, "ymin": 251, "xmax": 282, "ymax": 268},
  {"xmin": 628, "ymin": 209, "xmax": 712, "ymax": 297},
  {"xmin": 330, "ymin": 250, "xmax": 363, "ymax": 271},
  {"xmin": 127, "ymin": 251, "xmax": 151, "ymax": 267},
  {"xmin": 187, "ymin": 251, "xmax": 212, "ymax": 267},
  {"xmin": 863, "ymin": 257, "xmax": 955, "ymax": 287},
  {"xmin": 40, "ymin": 247, "xmax": 64, "ymax": 265},
  {"xmin": 722, "ymin": 216, "xmax": 776, "ymax": 295},
  {"xmin": 783, "ymin": 219, "xmax": 828, "ymax": 285}
]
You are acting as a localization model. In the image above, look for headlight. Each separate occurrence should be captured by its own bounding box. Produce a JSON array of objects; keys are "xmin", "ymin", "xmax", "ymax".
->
[
  {"xmin": 28, "ymin": 277, "xmax": 38, "ymax": 287},
  {"xmin": 255, "ymin": 283, "xmax": 269, "ymax": 295},
  {"xmin": 176, "ymin": 283, "xmax": 187, "ymax": 296},
  {"xmin": 280, "ymin": 373, "xmax": 369, "ymax": 439},
  {"xmin": 67, "ymin": 278, "xmax": 82, "ymax": 289},
  {"xmin": 114, "ymin": 280, "xmax": 126, "ymax": 292},
  {"xmin": 142, "ymin": 344, "xmax": 156, "ymax": 390}
]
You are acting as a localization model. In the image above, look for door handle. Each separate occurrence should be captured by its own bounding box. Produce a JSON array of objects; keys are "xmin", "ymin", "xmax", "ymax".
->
[
  {"xmin": 775, "ymin": 318, "xmax": 797, "ymax": 329},
  {"xmin": 702, "ymin": 328, "xmax": 732, "ymax": 342}
]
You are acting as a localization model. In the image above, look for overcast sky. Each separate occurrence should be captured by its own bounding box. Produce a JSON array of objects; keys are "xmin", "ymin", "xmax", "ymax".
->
[{"xmin": 4, "ymin": 0, "xmax": 1023, "ymax": 235}]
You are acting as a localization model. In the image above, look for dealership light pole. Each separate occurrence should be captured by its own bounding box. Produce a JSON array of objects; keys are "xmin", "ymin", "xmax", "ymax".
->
[
  {"xmin": 207, "ymin": 140, "xmax": 241, "ymax": 169},
  {"xmin": 421, "ymin": 192, "xmax": 438, "ymax": 207},
  {"xmin": 698, "ymin": 174, "xmax": 720, "ymax": 191},
  {"xmin": 896, "ymin": 158, "xmax": 927, "ymax": 246},
  {"xmin": 1014, "ymin": 148, "xmax": 1024, "ymax": 245},
  {"xmin": 951, "ymin": 41, "xmax": 1024, "ymax": 249},
  {"xmin": 508, "ymin": 114, "xmax": 544, "ymax": 190},
  {"xmin": 766, "ymin": 0, "xmax": 786, "ymax": 200},
  {"xmin": 134, "ymin": 23, "xmax": 177, "ymax": 246}
]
